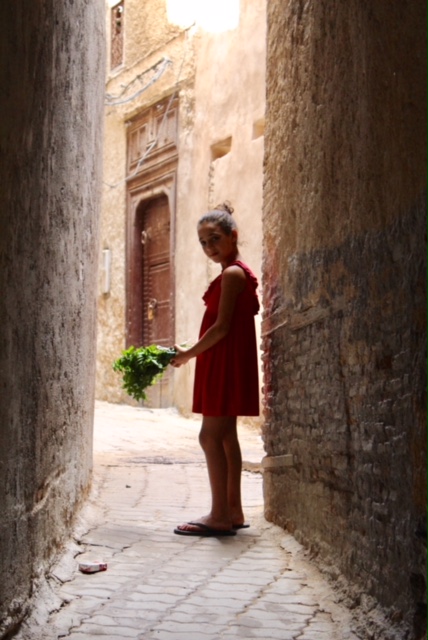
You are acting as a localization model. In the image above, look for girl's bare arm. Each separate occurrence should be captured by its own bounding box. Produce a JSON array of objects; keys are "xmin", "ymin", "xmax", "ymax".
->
[{"xmin": 171, "ymin": 265, "xmax": 245, "ymax": 367}]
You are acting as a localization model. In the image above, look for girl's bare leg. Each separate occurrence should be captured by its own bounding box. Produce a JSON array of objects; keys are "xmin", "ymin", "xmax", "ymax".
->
[
  {"xmin": 199, "ymin": 416, "xmax": 231, "ymax": 528},
  {"xmin": 176, "ymin": 416, "xmax": 244, "ymax": 532},
  {"xmin": 222, "ymin": 418, "xmax": 245, "ymax": 526}
]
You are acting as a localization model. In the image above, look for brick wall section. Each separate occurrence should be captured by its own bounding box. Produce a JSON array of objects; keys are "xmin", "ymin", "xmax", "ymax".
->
[
  {"xmin": 263, "ymin": 203, "xmax": 426, "ymax": 630},
  {"xmin": 262, "ymin": 1, "xmax": 426, "ymax": 638}
]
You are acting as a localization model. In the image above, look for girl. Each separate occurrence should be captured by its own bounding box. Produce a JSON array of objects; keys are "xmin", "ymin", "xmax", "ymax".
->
[{"xmin": 171, "ymin": 202, "xmax": 260, "ymax": 537}]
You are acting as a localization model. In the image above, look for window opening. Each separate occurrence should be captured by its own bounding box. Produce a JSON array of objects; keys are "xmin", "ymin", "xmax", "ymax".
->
[
  {"xmin": 210, "ymin": 136, "xmax": 232, "ymax": 161},
  {"xmin": 252, "ymin": 118, "xmax": 265, "ymax": 140},
  {"xmin": 111, "ymin": 1, "xmax": 124, "ymax": 70}
]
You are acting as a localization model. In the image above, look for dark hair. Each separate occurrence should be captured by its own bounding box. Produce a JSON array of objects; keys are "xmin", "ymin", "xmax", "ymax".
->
[{"xmin": 197, "ymin": 201, "xmax": 237, "ymax": 235}]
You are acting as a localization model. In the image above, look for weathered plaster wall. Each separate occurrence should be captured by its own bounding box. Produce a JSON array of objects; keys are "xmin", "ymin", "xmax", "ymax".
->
[
  {"xmin": 173, "ymin": 0, "xmax": 266, "ymax": 418},
  {"xmin": 0, "ymin": 2, "xmax": 105, "ymax": 636},
  {"xmin": 262, "ymin": 2, "xmax": 426, "ymax": 639},
  {"xmin": 97, "ymin": 0, "xmax": 265, "ymax": 418}
]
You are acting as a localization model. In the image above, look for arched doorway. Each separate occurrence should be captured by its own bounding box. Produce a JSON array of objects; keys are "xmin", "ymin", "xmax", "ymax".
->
[
  {"xmin": 125, "ymin": 96, "xmax": 178, "ymax": 407},
  {"xmin": 126, "ymin": 193, "xmax": 175, "ymax": 407}
]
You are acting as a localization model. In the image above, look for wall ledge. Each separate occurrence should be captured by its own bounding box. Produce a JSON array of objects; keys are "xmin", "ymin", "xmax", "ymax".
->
[{"xmin": 262, "ymin": 454, "xmax": 294, "ymax": 469}]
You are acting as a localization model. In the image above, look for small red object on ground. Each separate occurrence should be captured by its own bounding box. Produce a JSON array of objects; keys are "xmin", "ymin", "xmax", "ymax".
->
[{"xmin": 78, "ymin": 562, "xmax": 108, "ymax": 574}]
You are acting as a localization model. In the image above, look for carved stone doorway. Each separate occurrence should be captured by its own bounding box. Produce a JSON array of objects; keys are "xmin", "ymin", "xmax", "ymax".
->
[{"xmin": 125, "ymin": 97, "xmax": 178, "ymax": 407}]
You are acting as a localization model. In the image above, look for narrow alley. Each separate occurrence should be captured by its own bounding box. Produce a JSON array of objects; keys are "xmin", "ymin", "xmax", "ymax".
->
[{"xmin": 15, "ymin": 402, "xmax": 359, "ymax": 640}]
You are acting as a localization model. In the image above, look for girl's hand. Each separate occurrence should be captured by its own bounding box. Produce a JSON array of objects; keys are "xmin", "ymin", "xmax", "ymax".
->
[{"xmin": 170, "ymin": 344, "xmax": 192, "ymax": 367}]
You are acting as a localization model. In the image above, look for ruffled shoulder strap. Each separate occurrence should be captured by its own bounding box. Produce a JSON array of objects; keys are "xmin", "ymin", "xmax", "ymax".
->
[
  {"xmin": 232, "ymin": 260, "xmax": 259, "ymax": 291},
  {"xmin": 202, "ymin": 273, "xmax": 221, "ymax": 303},
  {"xmin": 202, "ymin": 261, "xmax": 259, "ymax": 307},
  {"xmin": 231, "ymin": 260, "xmax": 260, "ymax": 314}
]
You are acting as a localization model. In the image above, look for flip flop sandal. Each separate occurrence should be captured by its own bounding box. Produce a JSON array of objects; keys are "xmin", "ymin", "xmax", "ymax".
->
[{"xmin": 174, "ymin": 522, "xmax": 237, "ymax": 537}]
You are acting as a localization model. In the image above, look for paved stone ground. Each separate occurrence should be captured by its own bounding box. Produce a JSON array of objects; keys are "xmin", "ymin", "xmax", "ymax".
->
[{"xmin": 16, "ymin": 401, "xmax": 360, "ymax": 640}]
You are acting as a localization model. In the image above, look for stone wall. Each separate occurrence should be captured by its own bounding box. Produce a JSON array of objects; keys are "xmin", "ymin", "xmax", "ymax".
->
[
  {"xmin": 262, "ymin": 1, "xmax": 426, "ymax": 638},
  {"xmin": 0, "ymin": 2, "xmax": 105, "ymax": 636}
]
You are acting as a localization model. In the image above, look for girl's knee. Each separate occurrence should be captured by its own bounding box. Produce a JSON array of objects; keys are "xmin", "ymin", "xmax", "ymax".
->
[
  {"xmin": 198, "ymin": 429, "xmax": 207, "ymax": 448},
  {"xmin": 199, "ymin": 423, "xmax": 222, "ymax": 449},
  {"xmin": 199, "ymin": 426, "xmax": 212, "ymax": 449},
  {"xmin": 199, "ymin": 416, "xmax": 237, "ymax": 449}
]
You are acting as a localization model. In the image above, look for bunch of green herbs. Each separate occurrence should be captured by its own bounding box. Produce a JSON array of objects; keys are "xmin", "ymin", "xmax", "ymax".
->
[{"xmin": 112, "ymin": 344, "xmax": 176, "ymax": 401}]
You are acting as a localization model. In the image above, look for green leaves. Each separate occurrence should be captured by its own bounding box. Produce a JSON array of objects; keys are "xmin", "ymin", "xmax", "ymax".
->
[{"xmin": 112, "ymin": 344, "xmax": 176, "ymax": 401}]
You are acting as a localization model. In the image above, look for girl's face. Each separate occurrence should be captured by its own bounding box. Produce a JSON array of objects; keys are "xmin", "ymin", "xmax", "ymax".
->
[{"xmin": 198, "ymin": 222, "xmax": 238, "ymax": 267}]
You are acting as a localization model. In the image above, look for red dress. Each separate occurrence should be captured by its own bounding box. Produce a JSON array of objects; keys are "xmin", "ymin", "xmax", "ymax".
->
[{"xmin": 192, "ymin": 260, "xmax": 260, "ymax": 416}]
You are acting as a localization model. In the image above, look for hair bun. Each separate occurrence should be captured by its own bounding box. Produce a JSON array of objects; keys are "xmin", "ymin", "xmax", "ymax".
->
[{"xmin": 215, "ymin": 201, "xmax": 234, "ymax": 215}]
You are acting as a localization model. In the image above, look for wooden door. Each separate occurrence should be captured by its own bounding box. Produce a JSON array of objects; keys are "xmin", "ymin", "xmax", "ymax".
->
[
  {"xmin": 127, "ymin": 194, "xmax": 174, "ymax": 407},
  {"xmin": 141, "ymin": 196, "xmax": 172, "ymax": 349}
]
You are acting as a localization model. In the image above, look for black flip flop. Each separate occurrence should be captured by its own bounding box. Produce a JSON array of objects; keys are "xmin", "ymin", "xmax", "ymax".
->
[
  {"xmin": 174, "ymin": 522, "xmax": 237, "ymax": 537},
  {"xmin": 233, "ymin": 523, "xmax": 250, "ymax": 530}
]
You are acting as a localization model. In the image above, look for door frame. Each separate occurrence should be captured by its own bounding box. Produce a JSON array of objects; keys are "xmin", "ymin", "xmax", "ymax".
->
[
  {"xmin": 125, "ymin": 95, "xmax": 178, "ymax": 349},
  {"xmin": 125, "ymin": 168, "xmax": 176, "ymax": 348}
]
